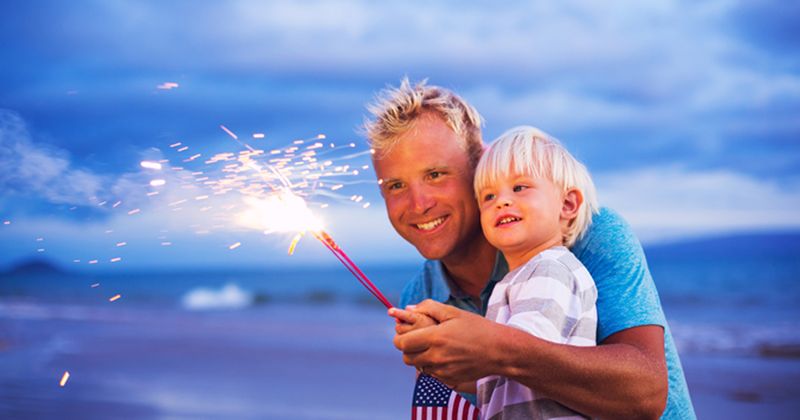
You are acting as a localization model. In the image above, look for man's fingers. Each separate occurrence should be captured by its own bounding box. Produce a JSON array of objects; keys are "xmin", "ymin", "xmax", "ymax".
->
[
  {"xmin": 394, "ymin": 326, "xmax": 434, "ymax": 354},
  {"xmin": 411, "ymin": 299, "xmax": 459, "ymax": 323}
]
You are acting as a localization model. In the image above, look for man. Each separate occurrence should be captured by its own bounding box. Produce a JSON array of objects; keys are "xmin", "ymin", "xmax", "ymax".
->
[{"xmin": 365, "ymin": 79, "xmax": 695, "ymax": 419}]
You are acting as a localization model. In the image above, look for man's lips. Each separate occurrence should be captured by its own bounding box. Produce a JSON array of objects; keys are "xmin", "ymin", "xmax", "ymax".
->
[
  {"xmin": 495, "ymin": 214, "xmax": 522, "ymax": 227},
  {"xmin": 412, "ymin": 216, "xmax": 448, "ymax": 232}
]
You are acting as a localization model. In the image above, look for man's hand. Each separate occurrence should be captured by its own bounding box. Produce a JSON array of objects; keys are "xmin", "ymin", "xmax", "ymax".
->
[{"xmin": 392, "ymin": 299, "xmax": 503, "ymax": 385}]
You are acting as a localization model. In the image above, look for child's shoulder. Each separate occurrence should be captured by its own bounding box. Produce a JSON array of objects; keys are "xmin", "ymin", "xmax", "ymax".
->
[{"xmin": 514, "ymin": 247, "xmax": 584, "ymax": 283}]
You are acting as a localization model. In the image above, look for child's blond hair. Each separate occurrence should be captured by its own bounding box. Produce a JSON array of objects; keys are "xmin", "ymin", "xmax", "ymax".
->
[{"xmin": 474, "ymin": 126, "xmax": 599, "ymax": 247}]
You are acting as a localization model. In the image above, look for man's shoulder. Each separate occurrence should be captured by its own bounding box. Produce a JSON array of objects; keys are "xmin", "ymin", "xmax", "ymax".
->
[
  {"xmin": 572, "ymin": 207, "xmax": 644, "ymax": 267},
  {"xmin": 399, "ymin": 260, "xmax": 446, "ymax": 308}
]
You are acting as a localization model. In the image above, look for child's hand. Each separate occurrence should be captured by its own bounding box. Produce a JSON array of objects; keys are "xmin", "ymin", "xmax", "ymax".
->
[{"xmin": 388, "ymin": 305, "xmax": 438, "ymax": 335}]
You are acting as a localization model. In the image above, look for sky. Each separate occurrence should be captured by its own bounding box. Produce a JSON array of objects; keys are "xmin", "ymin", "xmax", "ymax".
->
[{"xmin": 1, "ymin": 0, "xmax": 798, "ymax": 270}]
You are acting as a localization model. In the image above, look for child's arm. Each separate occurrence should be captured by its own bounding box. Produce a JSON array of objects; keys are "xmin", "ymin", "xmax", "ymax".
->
[{"xmin": 388, "ymin": 305, "xmax": 438, "ymax": 334}]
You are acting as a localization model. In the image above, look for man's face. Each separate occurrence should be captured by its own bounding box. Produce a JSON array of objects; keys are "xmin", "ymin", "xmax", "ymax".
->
[{"xmin": 373, "ymin": 113, "xmax": 482, "ymax": 261}]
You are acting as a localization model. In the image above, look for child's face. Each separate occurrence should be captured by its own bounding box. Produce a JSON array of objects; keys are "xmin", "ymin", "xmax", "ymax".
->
[{"xmin": 477, "ymin": 171, "xmax": 565, "ymax": 269}]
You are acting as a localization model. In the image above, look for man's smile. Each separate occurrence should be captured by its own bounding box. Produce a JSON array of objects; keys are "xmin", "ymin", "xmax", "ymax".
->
[{"xmin": 413, "ymin": 215, "xmax": 448, "ymax": 232}]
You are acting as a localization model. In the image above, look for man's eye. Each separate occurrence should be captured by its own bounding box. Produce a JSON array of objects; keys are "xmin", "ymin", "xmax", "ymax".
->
[
  {"xmin": 429, "ymin": 171, "xmax": 443, "ymax": 179},
  {"xmin": 387, "ymin": 182, "xmax": 404, "ymax": 191},
  {"xmin": 513, "ymin": 185, "xmax": 528, "ymax": 192}
]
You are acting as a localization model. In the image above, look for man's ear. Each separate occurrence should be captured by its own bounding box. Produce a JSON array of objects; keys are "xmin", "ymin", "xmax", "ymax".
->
[{"xmin": 561, "ymin": 188, "xmax": 583, "ymax": 222}]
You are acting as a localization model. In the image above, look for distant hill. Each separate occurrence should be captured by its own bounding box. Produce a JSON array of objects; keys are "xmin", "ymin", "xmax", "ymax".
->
[
  {"xmin": 1, "ymin": 259, "xmax": 65, "ymax": 276},
  {"xmin": 644, "ymin": 231, "xmax": 800, "ymax": 261}
]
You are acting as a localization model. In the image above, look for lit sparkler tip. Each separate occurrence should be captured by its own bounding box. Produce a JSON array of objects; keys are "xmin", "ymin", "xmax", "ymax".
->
[
  {"xmin": 109, "ymin": 294, "xmax": 122, "ymax": 302},
  {"xmin": 228, "ymin": 242, "xmax": 241, "ymax": 250},
  {"xmin": 150, "ymin": 179, "xmax": 166, "ymax": 187},
  {"xmin": 59, "ymin": 371, "xmax": 70, "ymax": 387},
  {"xmin": 140, "ymin": 161, "xmax": 163, "ymax": 170}
]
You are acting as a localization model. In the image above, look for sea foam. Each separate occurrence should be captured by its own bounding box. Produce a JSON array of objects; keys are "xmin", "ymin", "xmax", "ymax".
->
[{"xmin": 181, "ymin": 283, "xmax": 253, "ymax": 310}]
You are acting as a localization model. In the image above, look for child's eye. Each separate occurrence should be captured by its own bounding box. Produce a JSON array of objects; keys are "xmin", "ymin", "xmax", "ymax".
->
[
  {"xmin": 483, "ymin": 193, "xmax": 496, "ymax": 202},
  {"xmin": 513, "ymin": 185, "xmax": 528, "ymax": 192}
]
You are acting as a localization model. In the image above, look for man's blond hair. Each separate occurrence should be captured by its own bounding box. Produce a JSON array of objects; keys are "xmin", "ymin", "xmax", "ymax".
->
[
  {"xmin": 474, "ymin": 126, "xmax": 599, "ymax": 247},
  {"xmin": 364, "ymin": 78, "xmax": 484, "ymax": 166}
]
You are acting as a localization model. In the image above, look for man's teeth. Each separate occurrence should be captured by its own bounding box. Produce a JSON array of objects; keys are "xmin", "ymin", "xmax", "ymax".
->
[
  {"xmin": 499, "ymin": 216, "xmax": 521, "ymax": 225},
  {"xmin": 416, "ymin": 217, "xmax": 446, "ymax": 231}
]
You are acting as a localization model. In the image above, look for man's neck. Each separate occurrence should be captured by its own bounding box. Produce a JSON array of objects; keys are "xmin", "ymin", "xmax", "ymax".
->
[{"xmin": 441, "ymin": 235, "xmax": 497, "ymax": 300}]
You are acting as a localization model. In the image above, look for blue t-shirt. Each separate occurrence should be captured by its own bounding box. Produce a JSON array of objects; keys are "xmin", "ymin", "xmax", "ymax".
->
[{"xmin": 399, "ymin": 207, "xmax": 696, "ymax": 420}]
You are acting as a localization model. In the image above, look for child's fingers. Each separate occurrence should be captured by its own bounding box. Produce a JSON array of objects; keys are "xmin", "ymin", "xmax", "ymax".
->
[{"xmin": 388, "ymin": 307, "xmax": 418, "ymax": 324}]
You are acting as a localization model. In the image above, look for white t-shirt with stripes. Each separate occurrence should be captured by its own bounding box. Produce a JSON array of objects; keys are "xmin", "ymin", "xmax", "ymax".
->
[{"xmin": 477, "ymin": 246, "xmax": 597, "ymax": 420}]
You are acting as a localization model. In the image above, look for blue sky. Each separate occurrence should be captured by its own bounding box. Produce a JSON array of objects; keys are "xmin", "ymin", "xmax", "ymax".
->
[{"xmin": 1, "ymin": 0, "xmax": 798, "ymax": 270}]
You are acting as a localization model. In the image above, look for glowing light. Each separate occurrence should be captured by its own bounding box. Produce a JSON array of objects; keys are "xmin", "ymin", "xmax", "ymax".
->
[
  {"xmin": 150, "ymin": 179, "xmax": 166, "ymax": 187},
  {"xmin": 237, "ymin": 191, "xmax": 323, "ymax": 234},
  {"xmin": 109, "ymin": 294, "xmax": 122, "ymax": 302},
  {"xmin": 228, "ymin": 242, "xmax": 241, "ymax": 250},
  {"xmin": 59, "ymin": 371, "xmax": 70, "ymax": 387},
  {"xmin": 253, "ymin": 133, "xmax": 265, "ymax": 139},
  {"xmin": 140, "ymin": 161, "xmax": 163, "ymax": 170}
]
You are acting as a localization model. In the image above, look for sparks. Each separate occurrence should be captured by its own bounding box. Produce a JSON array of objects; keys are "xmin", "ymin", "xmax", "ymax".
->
[
  {"xmin": 288, "ymin": 233, "xmax": 302, "ymax": 255},
  {"xmin": 59, "ymin": 371, "xmax": 70, "ymax": 387},
  {"xmin": 150, "ymin": 179, "xmax": 166, "ymax": 187},
  {"xmin": 220, "ymin": 125, "xmax": 238, "ymax": 140},
  {"xmin": 109, "ymin": 294, "xmax": 122, "ymax": 302},
  {"xmin": 140, "ymin": 161, "xmax": 163, "ymax": 170},
  {"xmin": 228, "ymin": 242, "xmax": 241, "ymax": 250}
]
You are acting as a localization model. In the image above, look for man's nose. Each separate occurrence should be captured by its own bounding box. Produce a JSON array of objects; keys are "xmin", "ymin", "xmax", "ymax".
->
[{"xmin": 410, "ymin": 184, "xmax": 435, "ymax": 214}]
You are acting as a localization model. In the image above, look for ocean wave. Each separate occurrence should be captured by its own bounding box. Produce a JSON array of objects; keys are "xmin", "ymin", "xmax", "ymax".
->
[
  {"xmin": 670, "ymin": 320, "xmax": 800, "ymax": 358},
  {"xmin": 181, "ymin": 283, "xmax": 253, "ymax": 310}
]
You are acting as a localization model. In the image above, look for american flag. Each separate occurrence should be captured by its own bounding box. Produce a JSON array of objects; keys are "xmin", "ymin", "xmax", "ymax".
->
[{"xmin": 412, "ymin": 374, "xmax": 479, "ymax": 420}]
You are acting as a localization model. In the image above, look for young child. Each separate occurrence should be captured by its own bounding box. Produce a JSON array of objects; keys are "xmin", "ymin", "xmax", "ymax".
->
[{"xmin": 391, "ymin": 126, "xmax": 599, "ymax": 419}]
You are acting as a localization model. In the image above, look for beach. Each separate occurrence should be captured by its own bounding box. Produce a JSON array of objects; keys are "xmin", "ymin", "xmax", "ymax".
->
[{"xmin": 2, "ymin": 237, "xmax": 800, "ymax": 419}]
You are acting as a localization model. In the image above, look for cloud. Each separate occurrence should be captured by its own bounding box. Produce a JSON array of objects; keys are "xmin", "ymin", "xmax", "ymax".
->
[
  {"xmin": 596, "ymin": 165, "xmax": 800, "ymax": 242},
  {"xmin": 0, "ymin": 109, "xmax": 108, "ymax": 206}
]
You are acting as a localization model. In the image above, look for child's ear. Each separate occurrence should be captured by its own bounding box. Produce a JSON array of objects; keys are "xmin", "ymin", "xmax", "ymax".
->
[{"xmin": 561, "ymin": 188, "xmax": 583, "ymax": 221}]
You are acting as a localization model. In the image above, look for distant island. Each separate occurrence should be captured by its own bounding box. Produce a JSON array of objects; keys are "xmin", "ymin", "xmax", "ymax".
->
[{"xmin": 1, "ymin": 259, "xmax": 64, "ymax": 277}]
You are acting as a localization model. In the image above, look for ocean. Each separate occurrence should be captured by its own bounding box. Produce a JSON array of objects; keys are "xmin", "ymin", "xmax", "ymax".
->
[{"xmin": 1, "ymin": 233, "xmax": 799, "ymax": 418}]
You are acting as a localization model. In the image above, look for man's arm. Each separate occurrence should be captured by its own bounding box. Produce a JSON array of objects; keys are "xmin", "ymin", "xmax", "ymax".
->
[{"xmin": 395, "ymin": 300, "xmax": 667, "ymax": 419}]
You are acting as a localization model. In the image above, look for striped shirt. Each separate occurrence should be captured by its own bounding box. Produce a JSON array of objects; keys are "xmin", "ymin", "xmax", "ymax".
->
[{"xmin": 477, "ymin": 246, "xmax": 597, "ymax": 420}]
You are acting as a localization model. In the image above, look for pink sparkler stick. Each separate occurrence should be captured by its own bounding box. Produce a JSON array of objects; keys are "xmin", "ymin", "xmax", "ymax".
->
[{"xmin": 312, "ymin": 231, "xmax": 393, "ymax": 309}]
